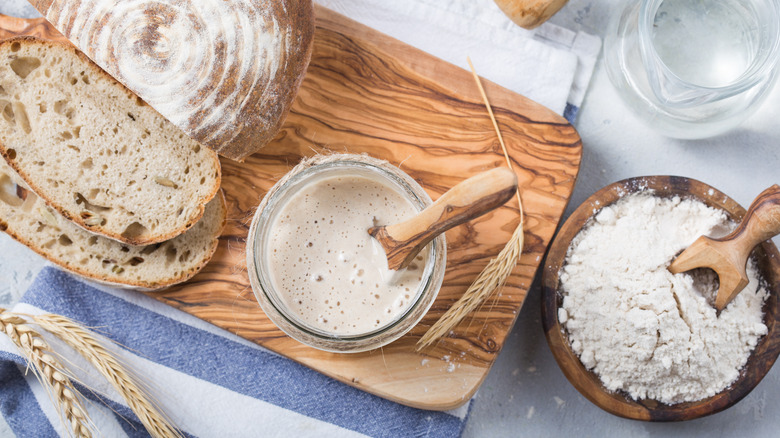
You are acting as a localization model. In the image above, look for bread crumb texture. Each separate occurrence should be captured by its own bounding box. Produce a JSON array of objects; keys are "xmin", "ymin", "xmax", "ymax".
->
[
  {"xmin": 560, "ymin": 193, "xmax": 768, "ymax": 404},
  {"xmin": 0, "ymin": 158, "xmax": 224, "ymax": 289},
  {"xmin": 0, "ymin": 38, "xmax": 221, "ymax": 245}
]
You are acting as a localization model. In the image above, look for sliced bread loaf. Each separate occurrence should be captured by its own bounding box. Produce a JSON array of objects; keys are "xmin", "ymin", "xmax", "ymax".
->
[
  {"xmin": 0, "ymin": 158, "xmax": 225, "ymax": 290},
  {"xmin": 28, "ymin": 0, "xmax": 315, "ymax": 160},
  {"xmin": 0, "ymin": 36, "xmax": 221, "ymax": 245}
]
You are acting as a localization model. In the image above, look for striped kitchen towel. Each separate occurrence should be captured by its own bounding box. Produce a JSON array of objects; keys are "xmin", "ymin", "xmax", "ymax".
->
[{"xmin": 0, "ymin": 268, "xmax": 470, "ymax": 437}]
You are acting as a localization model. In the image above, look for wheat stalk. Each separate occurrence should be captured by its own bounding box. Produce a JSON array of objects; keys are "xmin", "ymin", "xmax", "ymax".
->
[
  {"xmin": 32, "ymin": 313, "xmax": 183, "ymax": 438},
  {"xmin": 416, "ymin": 59, "xmax": 525, "ymax": 351},
  {"xmin": 0, "ymin": 308, "xmax": 93, "ymax": 438}
]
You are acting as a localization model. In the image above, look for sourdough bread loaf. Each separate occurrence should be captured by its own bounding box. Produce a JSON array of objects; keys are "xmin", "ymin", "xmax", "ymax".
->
[
  {"xmin": 27, "ymin": 0, "xmax": 315, "ymax": 161},
  {"xmin": 0, "ymin": 37, "xmax": 221, "ymax": 245},
  {"xmin": 0, "ymin": 159, "xmax": 225, "ymax": 290}
]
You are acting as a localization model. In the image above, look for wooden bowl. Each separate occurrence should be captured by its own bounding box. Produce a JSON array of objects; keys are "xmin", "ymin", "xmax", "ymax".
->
[{"xmin": 541, "ymin": 176, "xmax": 780, "ymax": 421}]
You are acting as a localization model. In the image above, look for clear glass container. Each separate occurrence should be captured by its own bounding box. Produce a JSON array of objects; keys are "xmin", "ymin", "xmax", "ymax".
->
[
  {"xmin": 246, "ymin": 154, "xmax": 447, "ymax": 353},
  {"xmin": 604, "ymin": 0, "xmax": 780, "ymax": 139}
]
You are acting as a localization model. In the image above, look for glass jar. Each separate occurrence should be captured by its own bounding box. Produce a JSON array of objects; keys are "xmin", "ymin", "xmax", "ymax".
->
[
  {"xmin": 246, "ymin": 154, "xmax": 447, "ymax": 353},
  {"xmin": 604, "ymin": 0, "xmax": 780, "ymax": 139}
]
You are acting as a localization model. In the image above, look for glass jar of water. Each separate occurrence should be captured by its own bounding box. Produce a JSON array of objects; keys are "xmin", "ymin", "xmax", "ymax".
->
[{"xmin": 605, "ymin": 0, "xmax": 780, "ymax": 139}]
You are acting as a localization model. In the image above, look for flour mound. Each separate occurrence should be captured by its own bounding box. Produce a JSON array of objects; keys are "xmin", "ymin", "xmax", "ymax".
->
[{"xmin": 559, "ymin": 193, "xmax": 768, "ymax": 404}]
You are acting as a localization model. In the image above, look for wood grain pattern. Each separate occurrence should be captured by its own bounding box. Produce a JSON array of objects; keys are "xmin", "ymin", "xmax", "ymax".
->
[
  {"xmin": 27, "ymin": 0, "xmax": 314, "ymax": 161},
  {"xmin": 369, "ymin": 168, "xmax": 518, "ymax": 271},
  {"xmin": 1, "ymin": 5, "xmax": 582, "ymax": 409},
  {"xmin": 542, "ymin": 176, "xmax": 780, "ymax": 421},
  {"xmin": 732, "ymin": 185, "xmax": 780, "ymax": 243},
  {"xmin": 670, "ymin": 185, "xmax": 780, "ymax": 310}
]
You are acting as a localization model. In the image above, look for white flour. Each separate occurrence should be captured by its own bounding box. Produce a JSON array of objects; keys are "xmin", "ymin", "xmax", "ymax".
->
[{"xmin": 559, "ymin": 193, "xmax": 768, "ymax": 404}]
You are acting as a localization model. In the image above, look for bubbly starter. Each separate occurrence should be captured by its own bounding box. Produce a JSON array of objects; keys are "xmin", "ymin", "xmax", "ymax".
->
[{"xmin": 265, "ymin": 172, "xmax": 428, "ymax": 336}]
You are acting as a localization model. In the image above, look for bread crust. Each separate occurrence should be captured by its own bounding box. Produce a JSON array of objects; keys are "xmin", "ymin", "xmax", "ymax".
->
[
  {"xmin": 0, "ymin": 189, "xmax": 226, "ymax": 291},
  {"xmin": 28, "ymin": 0, "xmax": 315, "ymax": 161},
  {"xmin": 215, "ymin": 0, "xmax": 315, "ymax": 160},
  {"xmin": 0, "ymin": 36, "xmax": 222, "ymax": 245}
]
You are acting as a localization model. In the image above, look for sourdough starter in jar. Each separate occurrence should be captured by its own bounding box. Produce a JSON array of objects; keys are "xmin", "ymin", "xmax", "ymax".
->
[{"xmin": 265, "ymin": 172, "xmax": 427, "ymax": 336}]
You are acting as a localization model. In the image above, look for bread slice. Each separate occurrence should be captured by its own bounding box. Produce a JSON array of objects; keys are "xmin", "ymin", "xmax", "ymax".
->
[
  {"xmin": 0, "ymin": 158, "xmax": 225, "ymax": 290},
  {"xmin": 0, "ymin": 37, "xmax": 221, "ymax": 245}
]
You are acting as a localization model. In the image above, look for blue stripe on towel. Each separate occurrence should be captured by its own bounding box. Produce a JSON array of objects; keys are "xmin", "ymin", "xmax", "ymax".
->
[
  {"xmin": 563, "ymin": 103, "xmax": 579, "ymax": 124},
  {"xmin": 21, "ymin": 268, "xmax": 466, "ymax": 438},
  {"xmin": 0, "ymin": 355, "xmax": 59, "ymax": 438}
]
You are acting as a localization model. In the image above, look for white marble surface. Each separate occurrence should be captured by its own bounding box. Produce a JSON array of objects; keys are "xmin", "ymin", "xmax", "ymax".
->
[{"xmin": 1, "ymin": 1, "xmax": 780, "ymax": 437}]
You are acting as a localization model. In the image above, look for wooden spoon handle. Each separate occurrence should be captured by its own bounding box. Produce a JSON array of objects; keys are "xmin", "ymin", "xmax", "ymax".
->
[
  {"xmin": 721, "ymin": 184, "xmax": 780, "ymax": 259},
  {"xmin": 369, "ymin": 167, "xmax": 517, "ymax": 269}
]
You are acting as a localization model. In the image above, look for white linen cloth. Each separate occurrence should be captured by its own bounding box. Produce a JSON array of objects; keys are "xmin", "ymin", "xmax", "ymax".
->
[{"xmin": 317, "ymin": 0, "xmax": 601, "ymax": 120}]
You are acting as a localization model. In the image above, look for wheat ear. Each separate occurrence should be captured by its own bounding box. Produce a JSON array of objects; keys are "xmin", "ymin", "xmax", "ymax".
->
[
  {"xmin": 32, "ymin": 313, "xmax": 183, "ymax": 438},
  {"xmin": 0, "ymin": 308, "xmax": 93, "ymax": 437},
  {"xmin": 416, "ymin": 59, "xmax": 525, "ymax": 350}
]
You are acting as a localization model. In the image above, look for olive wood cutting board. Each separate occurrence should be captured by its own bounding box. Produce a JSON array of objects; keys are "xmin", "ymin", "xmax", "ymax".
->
[{"xmin": 0, "ymin": 5, "xmax": 582, "ymax": 410}]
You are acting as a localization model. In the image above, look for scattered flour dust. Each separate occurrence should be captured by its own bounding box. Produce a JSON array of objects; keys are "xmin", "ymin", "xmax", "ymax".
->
[{"xmin": 559, "ymin": 193, "xmax": 768, "ymax": 404}]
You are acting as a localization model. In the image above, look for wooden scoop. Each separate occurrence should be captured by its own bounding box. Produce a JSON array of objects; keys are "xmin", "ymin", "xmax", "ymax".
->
[
  {"xmin": 368, "ymin": 167, "xmax": 518, "ymax": 271},
  {"xmin": 669, "ymin": 185, "xmax": 780, "ymax": 310}
]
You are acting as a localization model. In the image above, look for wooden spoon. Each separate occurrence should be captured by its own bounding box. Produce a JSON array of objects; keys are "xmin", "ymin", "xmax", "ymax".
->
[
  {"xmin": 669, "ymin": 185, "xmax": 780, "ymax": 310},
  {"xmin": 368, "ymin": 167, "xmax": 517, "ymax": 271}
]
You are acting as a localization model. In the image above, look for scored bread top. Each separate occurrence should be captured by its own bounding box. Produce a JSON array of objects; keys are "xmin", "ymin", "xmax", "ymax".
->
[
  {"xmin": 27, "ymin": 0, "xmax": 315, "ymax": 161},
  {"xmin": 0, "ymin": 37, "xmax": 221, "ymax": 245},
  {"xmin": 0, "ymin": 159, "xmax": 226, "ymax": 290}
]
